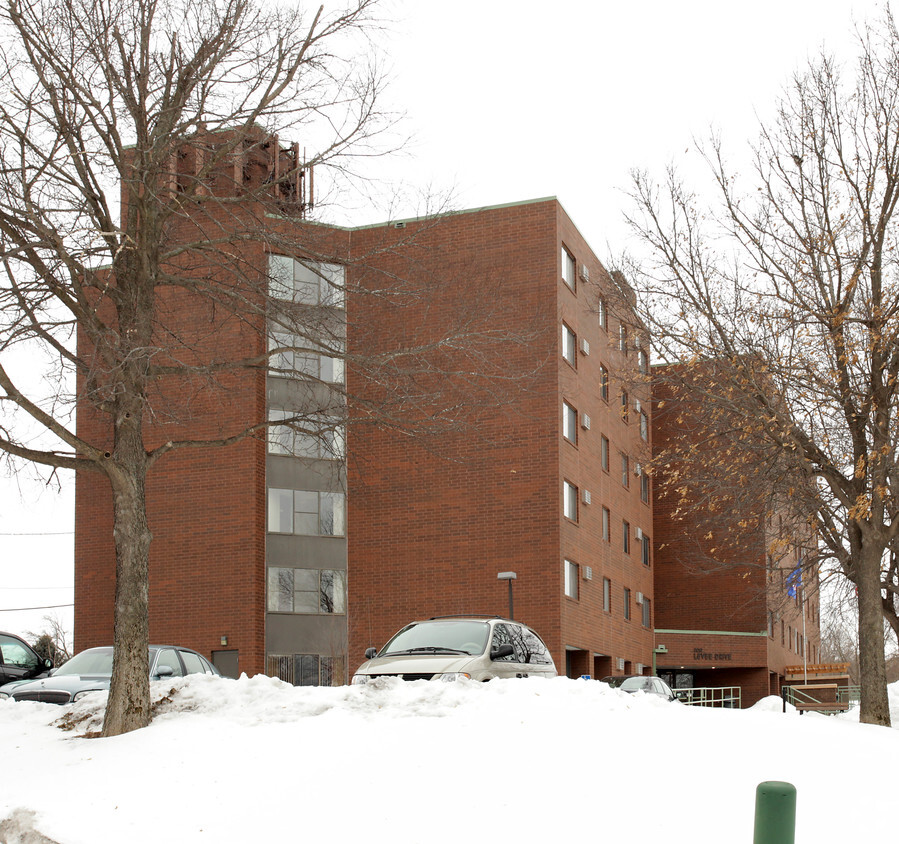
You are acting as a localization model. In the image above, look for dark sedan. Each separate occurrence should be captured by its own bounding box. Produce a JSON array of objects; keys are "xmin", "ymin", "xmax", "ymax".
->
[
  {"xmin": 0, "ymin": 631, "xmax": 52, "ymax": 687},
  {"xmin": 1, "ymin": 645, "xmax": 219, "ymax": 703}
]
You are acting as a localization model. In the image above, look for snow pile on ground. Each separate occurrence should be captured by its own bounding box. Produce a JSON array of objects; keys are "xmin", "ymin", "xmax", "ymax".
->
[{"xmin": 1, "ymin": 676, "xmax": 896, "ymax": 844}]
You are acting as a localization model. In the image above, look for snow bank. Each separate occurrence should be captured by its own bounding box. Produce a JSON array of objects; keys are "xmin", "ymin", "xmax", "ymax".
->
[{"xmin": 1, "ymin": 676, "xmax": 897, "ymax": 844}]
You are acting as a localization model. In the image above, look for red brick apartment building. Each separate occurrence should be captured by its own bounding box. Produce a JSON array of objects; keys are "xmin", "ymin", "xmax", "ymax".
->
[
  {"xmin": 651, "ymin": 375, "xmax": 821, "ymax": 705},
  {"xmin": 74, "ymin": 134, "xmax": 655, "ymax": 681},
  {"xmin": 74, "ymin": 132, "xmax": 816, "ymax": 702}
]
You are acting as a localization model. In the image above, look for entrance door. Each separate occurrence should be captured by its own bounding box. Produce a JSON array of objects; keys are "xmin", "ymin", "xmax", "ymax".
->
[{"xmin": 212, "ymin": 649, "xmax": 239, "ymax": 679}]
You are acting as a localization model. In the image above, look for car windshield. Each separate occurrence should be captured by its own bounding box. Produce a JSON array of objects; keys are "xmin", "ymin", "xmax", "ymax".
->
[
  {"xmin": 54, "ymin": 647, "xmax": 159, "ymax": 677},
  {"xmin": 379, "ymin": 621, "xmax": 490, "ymax": 656},
  {"xmin": 618, "ymin": 677, "xmax": 653, "ymax": 692}
]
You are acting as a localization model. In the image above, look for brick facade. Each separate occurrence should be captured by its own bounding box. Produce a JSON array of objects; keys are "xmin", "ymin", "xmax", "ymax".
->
[
  {"xmin": 346, "ymin": 200, "xmax": 653, "ymax": 675},
  {"xmin": 73, "ymin": 151, "xmax": 817, "ymax": 704},
  {"xmin": 652, "ymin": 373, "xmax": 821, "ymax": 706}
]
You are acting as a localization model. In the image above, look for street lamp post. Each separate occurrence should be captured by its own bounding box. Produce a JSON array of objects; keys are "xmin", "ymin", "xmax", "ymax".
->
[{"xmin": 497, "ymin": 571, "xmax": 517, "ymax": 619}]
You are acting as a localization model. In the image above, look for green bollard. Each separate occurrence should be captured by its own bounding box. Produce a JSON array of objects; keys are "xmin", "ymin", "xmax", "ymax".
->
[{"xmin": 753, "ymin": 781, "xmax": 796, "ymax": 844}]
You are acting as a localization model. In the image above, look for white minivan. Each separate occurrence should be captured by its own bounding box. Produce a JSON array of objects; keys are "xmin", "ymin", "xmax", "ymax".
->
[{"xmin": 351, "ymin": 616, "xmax": 557, "ymax": 683}]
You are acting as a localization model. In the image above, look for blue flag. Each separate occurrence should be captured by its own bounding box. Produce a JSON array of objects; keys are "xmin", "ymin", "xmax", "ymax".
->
[{"xmin": 786, "ymin": 560, "xmax": 802, "ymax": 598}]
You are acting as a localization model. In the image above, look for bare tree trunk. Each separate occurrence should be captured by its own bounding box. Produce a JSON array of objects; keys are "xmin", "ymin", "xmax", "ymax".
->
[
  {"xmin": 102, "ymin": 411, "xmax": 152, "ymax": 736},
  {"xmin": 857, "ymin": 544, "xmax": 891, "ymax": 726}
]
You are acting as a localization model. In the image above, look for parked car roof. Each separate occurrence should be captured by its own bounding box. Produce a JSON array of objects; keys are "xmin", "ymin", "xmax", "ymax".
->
[{"xmin": 1, "ymin": 645, "xmax": 220, "ymax": 704}]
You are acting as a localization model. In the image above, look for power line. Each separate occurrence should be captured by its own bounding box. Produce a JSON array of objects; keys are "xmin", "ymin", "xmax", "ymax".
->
[
  {"xmin": 0, "ymin": 603, "xmax": 73, "ymax": 612},
  {"xmin": 0, "ymin": 531, "xmax": 73, "ymax": 536}
]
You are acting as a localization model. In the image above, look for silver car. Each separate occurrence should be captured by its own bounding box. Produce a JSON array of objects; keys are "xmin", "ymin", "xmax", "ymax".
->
[
  {"xmin": 1, "ymin": 645, "xmax": 220, "ymax": 703},
  {"xmin": 601, "ymin": 674, "xmax": 677, "ymax": 701},
  {"xmin": 352, "ymin": 616, "xmax": 557, "ymax": 683}
]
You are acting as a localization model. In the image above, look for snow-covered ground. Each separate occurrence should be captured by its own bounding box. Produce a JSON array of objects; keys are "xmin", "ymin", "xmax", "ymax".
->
[{"xmin": 1, "ymin": 676, "xmax": 896, "ymax": 844}]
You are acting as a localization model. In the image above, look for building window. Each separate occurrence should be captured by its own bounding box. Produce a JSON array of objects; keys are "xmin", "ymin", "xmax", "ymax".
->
[
  {"xmin": 620, "ymin": 391, "xmax": 629, "ymax": 422},
  {"xmin": 269, "ymin": 255, "xmax": 345, "ymax": 308},
  {"xmin": 602, "ymin": 506, "xmax": 610, "ymax": 541},
  {"xmin": 623, "ymin": 520, "xmax": 631, "ymax": 554},
  {"xmin": 641, "ymin": 533, "xmax": 651, "ymax": 567},
  {"xmin": 620, "ymin": 453, "xmax": 630, "ymax": 488},
  {"xmin": 768, "ymin": 611, "xmax": 775, "ymax": 638},
  {"xmin": 564, "ymin": 559, "xmax": 579, "ymax": 600},
  {"xmin": 268, "ymin": 489, "xmax": 346, "ymax": 536},
  {"xmin": 267, "ymin": 567, "xmax": 347, "ymax": 614},
  {"xmin": 638, "ymin": 348, "xmax": 649, "ymax": 374},
  {"xmin": 624, "ymin": 587, "xmax": 631, "ymax": 620},
  {"xmin": 601, "ymin": 435, "xmax": 609, "ymax": 471},
  {"xmin": 603, "ymin": 577, "xmax": 611, "ymax": 612},
  {"xmin": 600, "ymin": 366, "xmax": 609, "ymax": 401},
  {"xmin": 640, "ymin": 410, "xmax": 648, "ymax": 441},
  {"xmin": 562, "ymin": 247, "xmax": 576, "ymax": 291},
  {"xmin": 268, "ymin": 330, "xmax": 345, "ymax": 383},
  {"xmin": 562, "ymin": 323, "xmax": 577, "ymax": 367},
  {"xmin": 642, "ymin": 597, "xmax": 651, "ymax": 628},
  {"xmin": 267, "ymin": 653, "xmax": 346, "ymax": 687},
  {"xmin": 598, "ymin": 296, "xmax": 607, "ymax": 331},
  {"xmin": 563, "ymin": 401, "xmax": 578, "ymax": 445},
  {"xmin": 640, "ymin": 472, "xmax": 650, "ymax": 504},
  {"xmin": 618, "ymin": 323, "xmax": 628, "ymax": 353},
  {"xmin": 563, "ymin": 480, "xmax": 578, "ymax": 522},
  {"xmin": 268, "ymin": 409, "xmax": 345, "ymax": 459}
]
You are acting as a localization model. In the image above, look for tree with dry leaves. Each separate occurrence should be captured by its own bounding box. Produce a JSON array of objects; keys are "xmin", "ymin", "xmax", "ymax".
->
[
  {"xmin": 626, "ymin": 12, "xmax": 899, "ymax": 726},
  {"xmin": 0, "ymin": 0, "xmax": 542, "ymax": 736}
]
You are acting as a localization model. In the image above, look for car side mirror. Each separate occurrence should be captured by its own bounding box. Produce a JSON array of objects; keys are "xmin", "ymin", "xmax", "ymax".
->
[
  {"xmin": 156, "ymin": 665, "xmax": 175, "ymax": 678},
  {"xmin": 43, "ymin": 658, "xmax": 53, "ymax": 670},
  {"xmin": 490, "ymin": 643, "xmax": 514, "ymax": 661},
  {"xmin": 364, "ymin": 647, "xmax": 378, "ymax": 660}
]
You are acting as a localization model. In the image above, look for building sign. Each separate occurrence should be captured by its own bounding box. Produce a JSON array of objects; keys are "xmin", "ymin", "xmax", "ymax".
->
[{"xmin": 693, "ymin": 647, "xmax": 732, "ymax": 662}]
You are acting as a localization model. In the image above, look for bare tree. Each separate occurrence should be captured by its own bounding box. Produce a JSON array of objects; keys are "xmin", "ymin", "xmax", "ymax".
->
[
  {"xmin": 625, "ymin": 12, "xmax": 899, "ymax": 726},
  {"xmin": 0, "ymin": 0, "xmax": 543, "ymax": 735},
  {"xmin": 26, "ymin": 613, "xmax": 72, "ymax": 666}
]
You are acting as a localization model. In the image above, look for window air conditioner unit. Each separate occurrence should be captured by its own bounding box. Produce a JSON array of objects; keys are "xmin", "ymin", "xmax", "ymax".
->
[
  {"xmin": 580, "ymin": 264, "xmax": 590, "ymax": 282},
  {"xmin": 636, "ymin": 591, "xmax": 644, "ymax": 605},
  {"xmin": 584, "ymin": 566, "xmax": 593, "ymax": 581},
  {"xmin": 635, "ymin": 527, "xmax": 643, "ymax": 540},
  {"xmin": 635, "ymin": 663, "xmax": 643, "ymax": 673},
  {"xmin": 634, "ymin": 399, "xmax": 641, "ymax": 413},
  {"xmin": 581, "ymin": 413, "xmax": 591, "ymax": 430},
  {"xmin": 634, "ymin": 463, "xmax": 643, "ymax": 476},
  {"xmin": 579, "ymin": 338, "xmax": 590, "ymax": 355},
  {"xmin": 617, "ymin": 658, "xmax": 625, "ymax": 671},
  {"xmin": 582, "ymin": 489, "xmax": 592, "ymax": 505}
]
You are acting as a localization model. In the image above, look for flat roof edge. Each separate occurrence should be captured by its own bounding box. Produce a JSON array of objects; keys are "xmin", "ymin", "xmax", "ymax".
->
[
  {"xmin": 347, "ymin": 196, "xmax": 559, "ymax": 231},
  {"xmin": 655, "ymin": 629, "xmax": 769, "ymax": 638}
]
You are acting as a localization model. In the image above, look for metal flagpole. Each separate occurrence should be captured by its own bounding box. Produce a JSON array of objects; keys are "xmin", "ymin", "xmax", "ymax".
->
[{"xmin": 802, "ymin": 583, "xmax": 807, "ymax": 684}]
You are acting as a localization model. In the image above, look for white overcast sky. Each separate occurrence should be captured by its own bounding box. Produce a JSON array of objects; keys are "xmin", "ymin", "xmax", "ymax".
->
[{"xmin": 0, "ymin": 0, "xmax": 886, "ymax": 642}]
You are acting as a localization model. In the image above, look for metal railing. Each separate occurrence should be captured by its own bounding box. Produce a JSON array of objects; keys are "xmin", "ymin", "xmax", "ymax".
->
[
  {"xmin": 781, "ymin": 683, "xmax": 860, "ymax": 713},
  {"xmin": 838, "ymin": 685, "xmax": 861, "ymax": 706},
  {"xmin": 675, "ymin": 686, "xmax": 742, "ymax": 708}
]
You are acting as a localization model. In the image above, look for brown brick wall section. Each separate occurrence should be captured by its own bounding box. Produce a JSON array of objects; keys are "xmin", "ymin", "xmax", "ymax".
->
[
  {"xmin": 74, "ymin": 223, "xmax": 269, "ymax": 674},
  {"xmin": 347, "ymin": 201, "xmax": 562, "ymax": 663},
  {"xmin": 652, "ymin": 368, "xmax": 820, "ymax": 705},
  {"xmin": 347, "ymin": 200, "xmax": 654, "ymax": 674}
]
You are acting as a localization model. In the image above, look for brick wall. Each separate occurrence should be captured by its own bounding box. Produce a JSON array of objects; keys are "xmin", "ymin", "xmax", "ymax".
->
[
  {"xmin": 346, "ymin": 199, "xmax": 654, "ymax": 674},
  {"xmin": 74, "ymin": 215, "xmax": 270, "ymax": 674},
  {"xmin": 652, "ymin": 368, "xmax": 820, "ymax": 705}
]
